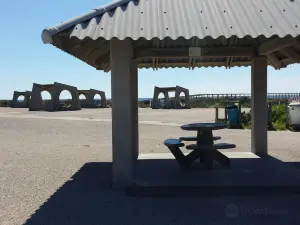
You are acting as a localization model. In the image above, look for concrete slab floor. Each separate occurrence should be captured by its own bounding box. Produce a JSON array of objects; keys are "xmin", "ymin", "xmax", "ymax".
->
[
  {"xmin": 1, "ymin": 109, "xmax": 300, "ymax": 224},
  {"xmin": 130, "ymin": 152, "xmax": 300, "ymax": 197}
]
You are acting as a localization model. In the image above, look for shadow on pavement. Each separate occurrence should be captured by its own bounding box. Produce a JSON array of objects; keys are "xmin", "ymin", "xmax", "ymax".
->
[
  {"xmin": 24, "ymin": 160, "xmax": 300, "ymax": 225},
  {"xmin": 130, "ymin": 155, "xmax": 300, "ymax": 197}
]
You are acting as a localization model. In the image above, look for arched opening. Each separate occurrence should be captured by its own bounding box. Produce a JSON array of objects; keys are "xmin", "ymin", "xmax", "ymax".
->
[
  {"xmin": 94, "ymin": 94, "xmax": 101, "ymax": 107},
  {"xmin": 79, "ymin": 94, "xmax": 86, "ymax": 100},
  {"xmin": 158, "ymin": 92, "xmax": 165, "ymax": 108},
  {"xmin": 41, "ymin": 91, "xmax": 51, "ymax": 100},
  {"xmin": 17, "ymin": 95, "xmax": 25, "ymax": 102},
  {"xmin": 168, "ymin": 91, "xmax": 175, "ymax": 98},
  {"xmin": 41, "ymin": 90, "xmax": 52, "ymax": 109},
  {"xmin": 163, "ymin": 91, "xmax": 175, "ymax": 109},
  {"xmin": 158, "ymin": 93, "xmax": 165, "ymax": 99},
  {"xmin": 59, "ymin": 90, "xmax": 72, "ymax": 100},
  {"xmin": 59, "ymin": 90, "xmax": 72, "ymax": 109},
  {"xmin": 179, "ymin": 92, "xmax": 186, "ymax": 107}
]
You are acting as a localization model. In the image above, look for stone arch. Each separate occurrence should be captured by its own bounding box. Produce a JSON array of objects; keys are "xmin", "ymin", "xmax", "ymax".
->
[
  {"xmin": 41, "ymin": 90, "xmax": 52, "ymax": 100},
  {"xmin": 17, "ymin": 95, "xmax": 25, "ymax": 101},
  {"xmin": 11, "ymin": 91, "xmax": 31, "ymax": 108},
  {"xmin": 29, "ymin": 82, "xmax": 81, "ymax": 111},
  {"xmin": 179, "ymin": 92, "xmax": 186, "ymax": 107},
  {"xmin": 93, "ymin": 93, "xmax": 101, "ymax": 107},
  {"xmin": 174, "ymin": 85, "xmax": 190, "ymax": 109},
  {"xmin": 158, "ymin": 92, "xmax": 166, "ymax": 99},
  {"xmin": 58, "ymin": 89, "xmax": 73, "ymax": 110},
  {"xmin": 94, "ymin": 94, "xmax": 101, "ymax": 99},
  {"xmin": 78, "ymin": 89, "xmax": 107, "ymax": 108},
  {"xmin": 79, "ymin": 94, "xmax": 87, "ymax": 99},
  {"xmin": 59, "ymin": 90, "xmax": 72, "ymax": 100},
  {"xmin": 168, "ymin": 91, "xmax": 175, "ymax": 98},
  {"xmin": 152, "ymin": 86, "xmax": 190, "ymax": 109},
  {"xmin": 91, "ymin": 89, "xmax": 107, "ymax": 108},
  {"xmin": 157, "ymin": 92, "xmax": 166, "ymax": 108},
  {"xmin": 152, "ymin": 86, "xmax": 169, "ymax": 109},
  {"xmin": 41, "ymin": 90, "xmax": 52, "ymax": 109}
]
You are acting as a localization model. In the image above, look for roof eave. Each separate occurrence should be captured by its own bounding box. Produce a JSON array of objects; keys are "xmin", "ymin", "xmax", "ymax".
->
[
  {"xmin": 41, "ymin": 0, "xmax": 132, "ymax": 44},
  {"xmin": 41, "ymin": 29, "xmax": 54, "ymax": 44}
]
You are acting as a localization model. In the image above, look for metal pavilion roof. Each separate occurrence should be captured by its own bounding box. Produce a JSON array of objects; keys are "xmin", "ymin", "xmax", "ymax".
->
[{"xmin": 42, "ymin": 0, "xmax": 300, "ymax": 71}]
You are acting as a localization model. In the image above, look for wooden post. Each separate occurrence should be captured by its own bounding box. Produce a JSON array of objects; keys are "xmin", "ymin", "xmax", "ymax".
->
[
  {"xmin": 215, "ymin": 107, "xmax": 219, "ymax": 122},
  {"xmin": 224, "ymin": 102, "xmax": 228, "ymax": 122},
  {"xmin": 238, "ymin": 101, "xmax": 242, "ymax": 128},
  {"xmin": 285, "ymin": 100, "xmax": 289, "ymax": 129},
  {"xmin": 267, "ymin": 101, "xmax": 273, "ymax": 130}
]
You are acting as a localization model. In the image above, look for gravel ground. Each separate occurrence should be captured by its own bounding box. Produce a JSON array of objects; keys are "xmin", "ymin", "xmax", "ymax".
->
[{"xmin": 0, "ymin": 108, "xmax": 300, "ymax": 225}]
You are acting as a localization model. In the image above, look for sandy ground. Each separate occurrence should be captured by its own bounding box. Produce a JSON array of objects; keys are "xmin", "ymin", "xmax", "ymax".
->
[{"xmin": 0, "ymin": 108, "xmax": 300, "ymax": 225}]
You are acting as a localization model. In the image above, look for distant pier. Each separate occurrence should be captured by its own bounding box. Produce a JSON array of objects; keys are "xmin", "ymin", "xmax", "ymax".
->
[{"xmin": 189, "ymin": 93, "xmax": 300, "ymax": 100}]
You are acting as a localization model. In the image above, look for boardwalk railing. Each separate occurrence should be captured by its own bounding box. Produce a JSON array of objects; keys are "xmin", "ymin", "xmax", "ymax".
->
[{"xmin": 189, "ymin": 93, "xmax": 300, "ymax": 100}]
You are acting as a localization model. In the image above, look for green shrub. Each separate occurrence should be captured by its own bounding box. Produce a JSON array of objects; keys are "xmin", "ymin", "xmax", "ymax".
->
[
  {"xmin": 271, "ymin": 104, "xmax": 286, "ymax": 124},
  {"xmin": 271, "ymin": 104, "xmax": 287, "ymax": 130},
  {"xmin": 241, "ymin": 103, "xmax": 287, "ymax": 130}
]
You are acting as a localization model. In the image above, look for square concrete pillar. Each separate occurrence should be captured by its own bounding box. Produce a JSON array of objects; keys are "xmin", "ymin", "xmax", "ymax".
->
[
  {"xmin": 110, "ymin": 38, "xmax": 139, "ymax": 189},
  {"xmin": 251, "ymin": 56, "xmax": 268, "ymax": 156}
]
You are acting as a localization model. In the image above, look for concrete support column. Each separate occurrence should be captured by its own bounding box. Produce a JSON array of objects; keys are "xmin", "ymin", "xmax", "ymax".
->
[
  {"xmin": 251, "ymin": 56, "xmax": 268, "ymax": 156},
  {"xmin": 152, "ymin": 87, "xmax": 159, "ymax": 109},
  {"xmin": 11, "ymin": 92, "xmax": 19, "ymax": 108},
  {"xmin": 110, "ymin": 38, "xmax": 139, "ymax": 189},
  {"xmin": 29, "ymin": 84, "xmax": 43, "ymax": 111},
  {"xmin": 85, "ymin": 93, "xmax": 94, "ymax": 106},
  {"xmin": 131, "ymin": 60, "xmax": 139, "ymax": 160},
  {"xmin": 174, "ymin": 88, "xmax": 180, "ymax": 109}
]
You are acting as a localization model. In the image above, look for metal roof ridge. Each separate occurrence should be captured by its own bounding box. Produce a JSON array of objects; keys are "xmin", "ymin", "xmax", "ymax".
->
[{"xmin": 41, "ymin": 0, "xmax": 133, "ymax": 44}]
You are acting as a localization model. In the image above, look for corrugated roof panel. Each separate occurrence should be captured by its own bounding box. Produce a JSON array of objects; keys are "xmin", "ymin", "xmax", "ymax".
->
[
  {"xmin": 68, "ymin": 0, "xmax": 300, "ymax": 41},
  {"xmin": 42, "ymin": 0, "xmax": 300, "ymax": 71}
]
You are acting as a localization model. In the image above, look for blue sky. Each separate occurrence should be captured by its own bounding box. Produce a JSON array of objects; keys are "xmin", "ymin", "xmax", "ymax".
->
[{"xmin": 1, "ymin": 0, "xmax": 300, "ymax": 99}]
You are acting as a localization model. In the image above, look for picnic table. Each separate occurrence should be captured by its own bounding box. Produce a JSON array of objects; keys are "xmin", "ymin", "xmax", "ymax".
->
[
  {"xmin": 181, "ymin": 123, "xmax": 225, "ymax": 145},
  {"xmin": 164, "ymin": 122, "xmax": 236, "ymax": 169}
]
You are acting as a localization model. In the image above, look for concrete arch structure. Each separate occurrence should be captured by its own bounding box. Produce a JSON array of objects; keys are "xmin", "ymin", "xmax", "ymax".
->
[
  {"xmin": 78, "ymin": 89, "xmax": 107, "ymax": 108},
  {"xmin": 11, "ymin": 91, "xmax": 31, "ymax": 108},
  {"xmin": 29, "ymin": 82, "xmax": 81, "ymax": 111},
  {"xmin": 152, "ymin": 86, "xmax": 190, "ymax": 109}
]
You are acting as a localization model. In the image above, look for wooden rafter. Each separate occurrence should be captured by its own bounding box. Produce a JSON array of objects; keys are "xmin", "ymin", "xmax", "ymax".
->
[
  {"xmin": 94, "ymin": 52, "xmax": 110, "ymax": 66},
  {"xmin": 74, "ymin": 39, "xmax": 108, "ymax": 50},
  {"xmin": 138, "ymin": 61, "xmax": 251, "ymax": 67},
  {"xmin": 281, "ymin": 47, "xmax": 300, "ymax": 62},
  {"xmin": 135, "ymin": 47, "xmax": 255, "ymax": 59},
  {"xmin": 86, "ymin": 45, "xmax": 109, "ymax": 58},
  {"xmin": 102, "ymin": 61, "xmax": 110, "ymax": 72},
  {"xmin": 225, "ymin": 57, "xmax": 233, "ymax": 69},
  {"xmin": 266, "ymin": 53, "xmax": 282, "ymax": 69},
  {"xmin": 258, "ymin": 37, "xmax": 297, "ymax": 55},
  {"xmin": 89, "ymin": 49, "xmax": 109, "ymax": 64}
]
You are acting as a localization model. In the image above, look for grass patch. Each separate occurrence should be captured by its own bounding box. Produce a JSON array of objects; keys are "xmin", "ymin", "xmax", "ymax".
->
[
  {"xmin": 241, "ymin": 103, "xmax": 288, "ymax": 130},
  {"xmin": 273, "ymin": 122, "xmax": 287, "ymax": 131}
]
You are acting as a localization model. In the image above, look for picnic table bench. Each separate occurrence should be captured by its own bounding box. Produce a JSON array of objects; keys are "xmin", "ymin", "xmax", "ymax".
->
[
  {"xmin": 164, "ymin": 139, "xmax": 187, "ymax": 168},
  {"xmin": 164, "ymin": 122, "xmax": 236, "ymax": 169}
]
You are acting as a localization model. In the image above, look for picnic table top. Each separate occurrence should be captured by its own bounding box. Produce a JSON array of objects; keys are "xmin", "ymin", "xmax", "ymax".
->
[{"xmin": 181, "ymin": 122, "xmax": 226, "ymax": 131}]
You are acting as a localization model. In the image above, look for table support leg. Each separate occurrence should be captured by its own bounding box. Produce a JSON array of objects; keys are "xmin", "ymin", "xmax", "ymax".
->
[
  {"xmin": 167, "ymin": 146, "xmax": 187, "ymax": 168},
  {"xmin": 213, "ymin": 150, "xmax": 230, "ymax": 167},
  {"xmin": 197, "ymin": 130, "xmax": 213, "ymax": 146},
  {"xmin": 199, "ymin": 151, "xmax": 205, "ymax": 163},
  {"xmin": 184, "ymin": 150, "xmax": 201, "ymax": 167},
  {"xmin": 203, "ymin": 150, "xmax": 214, "ymax": 169}
]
